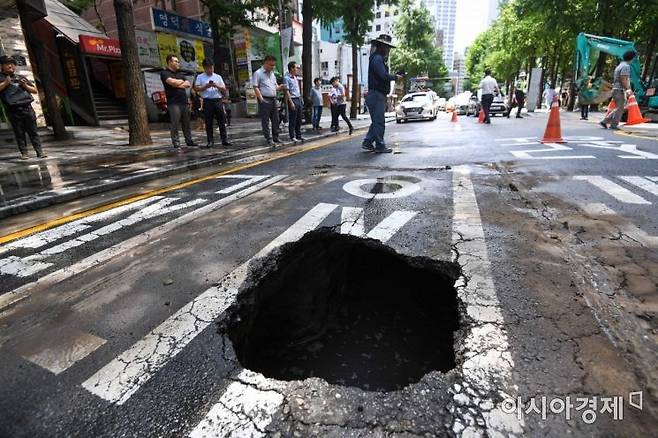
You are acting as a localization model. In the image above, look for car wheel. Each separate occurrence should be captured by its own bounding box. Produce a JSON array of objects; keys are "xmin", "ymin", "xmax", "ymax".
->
[{"xmin": 396, "ymin": 119, "xmax": 401, "ymax": 124}]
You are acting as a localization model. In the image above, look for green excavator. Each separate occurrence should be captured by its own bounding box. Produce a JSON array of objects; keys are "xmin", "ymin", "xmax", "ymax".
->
[{"xmin": 575, "ymin": 32, "xmax": 658, "ymax": 120}]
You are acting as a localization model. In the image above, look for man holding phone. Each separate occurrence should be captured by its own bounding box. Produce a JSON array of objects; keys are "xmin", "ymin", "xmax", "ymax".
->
[
  {"xmin": 0, "ymin": 56, "xmax": 46, "ymax": 159},
  {"xmin": 194, "ymin": 59, "xmax": 231, "ymax": 147}
]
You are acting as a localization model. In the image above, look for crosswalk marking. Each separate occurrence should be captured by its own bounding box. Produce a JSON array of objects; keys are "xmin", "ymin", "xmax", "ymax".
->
[
  {"xmin": 0, "ymin": 175, "xmax": 288, "ymax": 312},
  {"xmin": 573, "ymin": 176, "xmax": 652, "ymax": 204},
  {"xmin": 21, "ymin": 330, "xmax": 106, "ymax": 375},
  {"xmin": 189, "ymin": 369, "xmax": 284, "ymax": 438},
  {"xmin": 215, "ymin": 175, "xmax": 270, "ymax": 194},
  {"xmin": 340, "ymin": 207, "xmax": 418, "ymax": 242},
  {"xmin": 618, "ymin": 176, "xmax": 658, "ymax": 197},
  {"xmin": 81, "ymin": 202, "xmax": 338, "ymax": 405}
]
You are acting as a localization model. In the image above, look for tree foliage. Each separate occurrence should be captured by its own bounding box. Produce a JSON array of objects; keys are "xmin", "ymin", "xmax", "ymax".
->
[
  {"xmin": 465, "ymin": 0, "xmax": 658, "ymax": 93},
  {"xmin": 390, "ymin": 0, "xmax": 448, "ymax": 79}
]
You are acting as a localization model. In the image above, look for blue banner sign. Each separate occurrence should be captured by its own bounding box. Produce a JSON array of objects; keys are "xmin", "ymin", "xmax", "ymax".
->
[{"xmin": 151, "ymin": 8, "xmax": 212, "ymax": 40}]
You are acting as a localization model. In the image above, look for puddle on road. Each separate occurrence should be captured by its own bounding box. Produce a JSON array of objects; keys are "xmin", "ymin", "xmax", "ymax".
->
[{"xmin": 220, "ymin": 229, "xmax": 461, "ymax": 391}]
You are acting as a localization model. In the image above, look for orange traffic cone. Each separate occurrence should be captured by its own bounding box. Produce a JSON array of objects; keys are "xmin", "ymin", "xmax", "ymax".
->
[
  {"xmin": 604, "ymin": 99, "xmax": 616, "ymax": 118},
  {"xmin": 540, "ymin": 95, "xmax": 566, "ymax": 143},
  {"xmin": 451, "ymin": 110, "xmax": 458, "ymax": 123},
  {"xmin": 477, "ymin": 108, "xmax": 485, "ymax": 123},
  {"xmin": 624, "ymin": 94, "xmax": 651, "ymax": 125}
]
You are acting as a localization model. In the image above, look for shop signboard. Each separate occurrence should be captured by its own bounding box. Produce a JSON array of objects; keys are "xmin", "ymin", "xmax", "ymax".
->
[
  {"xmin": 79, "ymin": 35, "xmax": 121, "ymax": 58},
  {"xmin": 151, "ymin": 8, "xmax": 212, "ymax": 41},
  {"xmin": 245, "ymin": 85, "xmax": 258, "ymax": 116},
  {"xmin": 176, "ymin": 37, "xmax": 205, "ymax": 72},
  {"xmin": 136, "ymin": 30, "xmax": 160, "ymax": 67},
  {"xmin": 157, "ymin": 33, "xmax": 178, "ymax": 67},
  {"xmin": 233, "ymin": 30, "xmax": 252, "ymax": 87}
]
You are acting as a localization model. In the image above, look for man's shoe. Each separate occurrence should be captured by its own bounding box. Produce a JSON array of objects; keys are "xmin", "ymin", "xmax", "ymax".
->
[
  {"xmin": 599, "ymin": 121, "xmax": 608, "ymax": 129},
  {"xmin": 222, "ymin": 141, "xmax": 232, "ymax": 146},
  {"xmin": 373, "ymin": 146, "xmax": 393, "ymax": 153},
  {"xmin": 609, "ymin": 125, "xmax": 620, "ymax": 130},
  {"xmin": 273, "ymin": 138, "xmax": 282, "ymax": 143},
  {"xmin": 516, "ymin": 115, "xmax": 522, "ymax": 119},
  {"xmin": 19, "ymin": 154, "xmax": 29, "ymax": 160},
  {"xmin": 186, "ymin": 142, "xmax": 199, "ymax": 147},
  {"xmin": 361, "ymin": 143, "xmax": 375, "ymax": 151},
  {"xmin": 205, "ymin": 142, "xmax": 215, "ymax": 148},
  {"xmin": 485, "ymin": 121, "xmax": 491, "ymax": 124},
  {"xmin": 37, "ymin": 153, "xmax": 48, "ymax": 158},
  {"xmin": 296, "ymin": 136, "xmax": 305, "ymax": 142},
  {"xmin": 348, "ymin": 127, "xmax": 353, "ymax": 135}
]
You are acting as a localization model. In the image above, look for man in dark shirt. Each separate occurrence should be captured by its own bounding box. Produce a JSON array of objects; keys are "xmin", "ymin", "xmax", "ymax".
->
[
  {"xmin": 161, "ymin": 54, "xmax": 197, "ymax": 148},
  {"xmin": 0, "ymin": 56, "xmax": 46, "ymax": 160},
  {"xmin": 362, "ymin": 34, "xmax": 403, "ymax": 153}
]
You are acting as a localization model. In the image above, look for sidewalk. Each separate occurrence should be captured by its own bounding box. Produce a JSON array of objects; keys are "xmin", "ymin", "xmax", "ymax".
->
[{"xmin": 0, "ymin": 114, "xmax": 391, "ymax": 219}]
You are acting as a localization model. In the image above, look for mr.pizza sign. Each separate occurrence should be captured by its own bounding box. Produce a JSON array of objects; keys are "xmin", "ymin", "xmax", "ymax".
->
[{"xmin": 79, "ymin": 35, "xmax": 122, "ymax": 58}]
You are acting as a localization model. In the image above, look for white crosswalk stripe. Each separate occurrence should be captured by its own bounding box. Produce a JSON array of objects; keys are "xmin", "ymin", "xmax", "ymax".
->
[
  {"xmin": 618, "ymin": 176, "xmax": 658, "ymax": 197},
  {"xmin": 573, "ymin": 175, "xmax": 651, "ymax": 204},
  {"xmin": 81, "ymin": 202, "xmax": 337, "ymax": 405}
]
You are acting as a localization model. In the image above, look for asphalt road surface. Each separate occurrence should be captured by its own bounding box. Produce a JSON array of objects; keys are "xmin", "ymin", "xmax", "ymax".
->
[{"xmin": 0, "ymin": 111, "xmax": 656, "ymax": 437}]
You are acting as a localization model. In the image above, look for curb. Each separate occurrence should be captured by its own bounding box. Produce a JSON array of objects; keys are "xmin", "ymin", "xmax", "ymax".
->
[{"xmin": 0, "ymin": 124, "xmax": 380, "ymax": 220}]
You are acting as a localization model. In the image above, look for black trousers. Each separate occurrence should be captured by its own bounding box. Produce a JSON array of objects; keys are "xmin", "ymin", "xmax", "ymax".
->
[
  {"xmin": 203, "ymin": 98, "xmax": 227, "ymax": 144},
  {"xmin": 481, "ymin": 94, "xmax": 494, "ymax": 123},
  {"xmin": 580, "ymin": 104, "xmax": 589, "ymax": 119},
  {"xmin": 330, "ymin": 104, "xmax": 352, "ymax": 130},
  {"xmin": 516, "ymin": 99, "xmax": 524, "ymax": 117},
  {"xmin": 288, "ymin": 97, "xmax": 302, "ymax": 139},
  {"xmin": 8, "ymin": 105, "xmax": 42, "ymax": 155},
  {"xmin": 258, "ymin": 97, "xmax": 279, "ymax": 141}
]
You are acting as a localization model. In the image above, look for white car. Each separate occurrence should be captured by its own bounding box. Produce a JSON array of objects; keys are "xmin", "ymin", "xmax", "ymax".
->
[{"xmin": 396, "ymin": 92, "xmax": 438, "ymax": 123}]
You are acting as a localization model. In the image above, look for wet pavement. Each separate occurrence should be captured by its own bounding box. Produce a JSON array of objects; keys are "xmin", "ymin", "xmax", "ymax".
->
[
  {"xmin": 0, "ymin": 109, "xmax": 656, "ymax": 437},
  {"xmin": 0, "ymin": 114, "xmax": 386, "ymax": 219}
]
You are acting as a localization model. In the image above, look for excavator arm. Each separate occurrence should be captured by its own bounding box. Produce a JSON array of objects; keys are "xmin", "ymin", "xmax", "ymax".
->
[{"xmin": 575, "ymin": 33, "xmax": 646, "ymax": 104}]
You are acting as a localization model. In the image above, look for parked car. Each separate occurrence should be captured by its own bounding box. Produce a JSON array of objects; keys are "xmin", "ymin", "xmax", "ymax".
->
[
  {"xmin": 396, "ymin": 92, "xmax": 438, "ymax": 122},
  {"xmin": 448, "ymin": 92, "xmax": 477, "ymax": 115},
  {"xmin": 436, "ymin": 97, "xmax": 447, "ymax": 111},
  {"xmin": 488, "ymin": 93, "xmax": 510, "ymax": 117}
]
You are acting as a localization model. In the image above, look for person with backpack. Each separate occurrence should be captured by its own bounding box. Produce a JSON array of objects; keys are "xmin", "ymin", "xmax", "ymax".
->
[{"xmin": 0, "ymin": 56, "xmax": 46, "ymax": 160}]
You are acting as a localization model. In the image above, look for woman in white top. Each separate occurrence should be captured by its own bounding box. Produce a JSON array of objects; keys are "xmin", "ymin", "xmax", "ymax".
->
[{"xmin": 329, "ymin": 77, "xmax": 353, "ymax": 134}]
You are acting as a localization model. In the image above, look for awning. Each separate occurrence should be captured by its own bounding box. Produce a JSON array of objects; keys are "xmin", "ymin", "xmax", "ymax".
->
[{"xmin": 42, "ymin": 0, "xmax": 105, "ymax": 43}]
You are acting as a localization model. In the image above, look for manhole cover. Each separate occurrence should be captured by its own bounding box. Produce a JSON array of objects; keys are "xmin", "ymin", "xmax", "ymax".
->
[{"xmin": 220, "ymin": 229, "xmax": 461, "ymax": 391}]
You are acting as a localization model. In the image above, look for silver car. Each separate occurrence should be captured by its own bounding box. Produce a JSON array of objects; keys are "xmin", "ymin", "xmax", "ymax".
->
[{"xmin": 396, "ymin": 92, "xmax": 438, "ymax": 123}]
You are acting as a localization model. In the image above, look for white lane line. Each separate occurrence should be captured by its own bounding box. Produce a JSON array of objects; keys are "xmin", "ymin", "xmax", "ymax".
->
[
  {"xmin": 339, "ymin": 207, "xmax": 418, "ymax": 242},
  {"xmin": 215, "ymin": 175, "xmax": 270, "ymax": 194},
  {"xmin": 618, "ymin": 176, "xmax": 658, "ymax": 197},
  {"xmin": 581, "ymin": 203, "xmax": 658, "ymax": 247},
  {"xmin": 81, "ymin": 202, "xmax": 338, "ymax": 405},
  {"xmin": 0, "ymin": 176, "xmax": 288, "ymax": 313},
  {"xmin": 509, "ymin": 143, "xmax": 595, "ymax": 160},
  {"xmin": 573, "ymin": 176, "xmax": 651, "ymax": 205},
  {"xmin": 189, "ymin": 369, "xmax": 284, "ymax": 438},
  {"xmin": 451, "ymin": 166, "xmax": 523, "ymax": 436},
  {"xmin": 20, "ymin": 331, "xmax": 106, "ymax": 375},
  {"xmin": 648, "ymin": 176, "xmax": 658, "ymax": 182}
]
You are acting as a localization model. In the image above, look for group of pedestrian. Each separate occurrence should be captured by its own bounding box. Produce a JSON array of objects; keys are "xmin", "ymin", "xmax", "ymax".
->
[{"xmin": 160, "ymin": 54, "xmax": 232, "ymax": 149}]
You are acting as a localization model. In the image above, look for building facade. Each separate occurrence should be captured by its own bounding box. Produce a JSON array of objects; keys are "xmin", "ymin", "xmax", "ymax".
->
[
  {"xmin": 0, "ymin": 0, "xmax": 46, "ymax": 130},
  {"xmin": 422, "ymin": 0, "xmax": 457, "ymax": 74},
  {"xmin": 366, "ymin": 3, "xmax": 400, "ymax": 43}
]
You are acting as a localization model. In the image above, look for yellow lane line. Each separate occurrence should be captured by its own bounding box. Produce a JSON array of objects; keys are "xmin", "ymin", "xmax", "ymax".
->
[
  {"xmin": 614, "ymin": 130, "xmax": 658, "ymax": 141},
  {"xmin": 0, "ymin": 133, "xmax": 351, "ymax": 245}
]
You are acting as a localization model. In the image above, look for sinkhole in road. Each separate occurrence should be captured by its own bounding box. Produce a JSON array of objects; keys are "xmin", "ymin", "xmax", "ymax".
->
[{"xmin": 221, "ymin": 229, "xmax": 461, "ymax": 391}]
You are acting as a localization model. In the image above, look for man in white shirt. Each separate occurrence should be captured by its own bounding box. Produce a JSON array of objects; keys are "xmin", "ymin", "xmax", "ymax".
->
[
  {"xmin": 252, "ymin": 55, "xmax": 286, "ymax": 147},
  {"xmin": 479, "ymin": 68, "xmax": 499, "ymax": 124},
  {"xmin": 195, "ymin": 59, "xmax": 231, "ymax": 147}
]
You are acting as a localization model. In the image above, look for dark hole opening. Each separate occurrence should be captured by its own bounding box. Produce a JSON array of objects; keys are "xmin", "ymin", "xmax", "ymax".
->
[{"xmin": 220, "ymin": 229, "xmax": 461, "ymax": 392}]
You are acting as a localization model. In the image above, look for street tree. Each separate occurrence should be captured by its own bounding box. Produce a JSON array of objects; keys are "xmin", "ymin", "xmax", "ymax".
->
[
  {"xmin": 390, "ymin": 0, "xmax": 448, "ymax": 87},
  {"xmin": 113, "ymin": 0, "xmax": 152, "ymax": 145}
]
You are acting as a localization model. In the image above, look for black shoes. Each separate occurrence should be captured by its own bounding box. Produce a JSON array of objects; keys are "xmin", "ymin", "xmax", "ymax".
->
[
  {"xmin": 296, "ymin": 136, "xmax": 305, "ymax": 142},
  {"xmin": 205, "ymin": 142, "xmax": 215, "ymax": 148},
  {"xmin": 348, "ymin": 126, "xmax": 353, "ymax": 135},
  {"xmin": 374, "ymin": 146, "xmax": 393, "ymax": 153},
  {"xmin": 599, "ymin": 121, "xmax": 608, "ymax": 129},
  {"xmin": 361, "ymin": 144, "xmax": 375, "ymax": 151},
  {"xmin": 222, "ymin": 141, "xmax": 232, "ymax": 146}
]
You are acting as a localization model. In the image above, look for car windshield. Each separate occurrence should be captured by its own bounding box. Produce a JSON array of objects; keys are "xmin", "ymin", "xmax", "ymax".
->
[{"xmin": 402, "ymin": 94, "xmax": 429, "ymax": 103}]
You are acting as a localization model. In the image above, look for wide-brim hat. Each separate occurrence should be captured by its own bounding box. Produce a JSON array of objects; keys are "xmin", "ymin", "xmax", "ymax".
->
[{"xmin": 371, "ymin": 34, "xmax": 396, "ymax": 48}]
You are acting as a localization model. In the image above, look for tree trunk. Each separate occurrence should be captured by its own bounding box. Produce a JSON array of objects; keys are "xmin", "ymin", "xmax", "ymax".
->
[
  {"xmin": 24, "ymin": 36, "xmax": 69, "ymax": 140},
  {"xmin": 350, "ymin": 44, "xmax": 359, "ymax": 119},
  {"xmin": 114, "ymin": 0, "xmax": 152, "ymax": 145},
  {"xmin": 641, "ymin": 29, "xmax": 657, "ymax": 81},
  {"xmin": 302, "ymin": 0, "xmax": 313, "ymax": 123}
]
